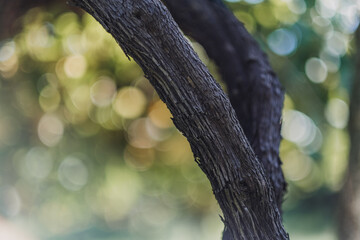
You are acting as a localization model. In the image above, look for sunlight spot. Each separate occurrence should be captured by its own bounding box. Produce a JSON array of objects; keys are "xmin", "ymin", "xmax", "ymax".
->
[
  {"xmin": 305, "ymin": 57, "xmax": 327, "ymax": 83},
  {"xmin": 282, "ymin": 110, "xmax": 318, "ymax": 147},
  {"xmin": 64, "ymin": 54, "xmax": 87, "ymax": 79},
  {"xmin": 113, "ymin": 87, "xmax": 146, "ymax": 119},
  {"xmin": 325, "ymin": 98, "xmax": 349, "ymax": 129},
  {"xmin": 37, "ymin": 114, "xmax": 64, "ymax": 147},
  {"xmin": 0, "ymin": 41, "xmax": 16, "ymax": 62},
  {"xmin": 287, "ymin": 0, "xmax": 307, "ymax": 15},
  {"xmin": 282, "ymin": 150, "xmax": 313, "ymax": 181},
  {"xmin": 268, "ymin": 29, "xmax": 298, "ymax": 56},
  {"xmin": 127, "ymin": 118, "xmax": 157, "ymax": 149},
  {"xmin": 90, "ymin": 77, "xmax": 117, "ymax": 107},
  {"xmin": 338, "ymin": 5, "xmax": 360, "ymax": 33},
  {"xmin": 58, "ymin": 156, "xmax": 88, "ymax": 191},
  {"xmin": 324, "ymin": 31, "xmax": 349, "ymax": 56},
  {"xmin": 148, "ymin": 100, "xmax": 173, "ymax": 129},
  {"xmin": 315, "ymin": 0, "xmax": 340, "ymax": 19}
]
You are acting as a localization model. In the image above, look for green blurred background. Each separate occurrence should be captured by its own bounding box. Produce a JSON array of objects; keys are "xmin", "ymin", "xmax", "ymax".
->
[{"xmin": 0, "ymin": 0, "xmax": 358, "ymax": 239}]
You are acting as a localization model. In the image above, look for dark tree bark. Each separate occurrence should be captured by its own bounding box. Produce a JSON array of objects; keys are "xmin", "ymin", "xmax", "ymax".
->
[
  {"xmin": 338, "ymin": 27, "xmax": 360, "ymax": 240},
  {"xmin": 68, "ymin": 0, "xmax": 288, "ymax": 239},
  {"xmin": 163, "ymin": 0, "xmax": 286, "ymax": 210}
]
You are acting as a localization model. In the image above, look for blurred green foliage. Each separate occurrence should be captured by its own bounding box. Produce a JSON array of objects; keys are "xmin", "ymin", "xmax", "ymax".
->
[{"xmin": 0, "ymin": 0, "xmax": 359, "ymax": 239}]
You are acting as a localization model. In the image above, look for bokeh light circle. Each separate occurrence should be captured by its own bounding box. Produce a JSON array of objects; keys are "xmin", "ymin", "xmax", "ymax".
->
[{"xmin": 267, "ymin": 29, "xmax": 298, "ymax": 56}]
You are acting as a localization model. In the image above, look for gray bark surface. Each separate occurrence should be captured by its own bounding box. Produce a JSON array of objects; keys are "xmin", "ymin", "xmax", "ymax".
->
[
  {"xmin": 69, "ymin": 0, "xmax": 289, "ymax": 239},
  {"xmin": 163, "ymin": 0, "xmax": 286, "ymax": 210}
]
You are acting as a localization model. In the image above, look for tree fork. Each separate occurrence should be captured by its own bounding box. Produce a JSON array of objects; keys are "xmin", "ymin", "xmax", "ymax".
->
[
  {"xmin": 69, "ymin": 0, "xmax": 288, "ymax": 239},
  {"xmin": 163, "ymin": 0, "xmax": 286, "ymax": 209}
]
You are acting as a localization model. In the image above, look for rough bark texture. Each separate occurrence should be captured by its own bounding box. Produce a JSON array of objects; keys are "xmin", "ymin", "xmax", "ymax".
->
[
  {"xmin": 163, "ymin": 0, "xmax": 286, "ymax": 210},
  {"xmin": 69, "ymin": 0, "xmax": 288, "ymax": 239},
  {"xmin": 338, "ymin": 27, "xmax": 360, "ymax": 240}
]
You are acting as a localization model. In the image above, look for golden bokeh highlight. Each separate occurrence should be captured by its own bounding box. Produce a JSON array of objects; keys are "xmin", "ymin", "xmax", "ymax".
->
[
  {"xmin": 64, "ymin": 54, "xmax": 87, "ymax": 79},
  {"xmin": 37, "ymin": 114, "xmax": 64, "ymax": 147},
  {"xmin": 148, "ymin": 100, "xmax": 173, "ymax": 129},
  {"xmin": 90, "ymin": 77, "xmax": 117, "ymax": 107},
  {"xmin": 113, "ymin": 87, "xmax": 147, "ymax": 119},
  {"xmin": 0, "ymin": 41, "xmax": 19, "ymax": 78}
]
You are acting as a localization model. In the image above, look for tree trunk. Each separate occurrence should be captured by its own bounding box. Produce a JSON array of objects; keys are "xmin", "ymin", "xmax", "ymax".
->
[
  {"xmin": 69, "ymin": 0, "xmax": 288, "ymax": 239},
  {"xmin": 163, "ymin": 0, "xmax": 286, "ymax": 210},
  {"xmin": 338, "ymin": 27, "xmax": 360, "ymax": 240}
]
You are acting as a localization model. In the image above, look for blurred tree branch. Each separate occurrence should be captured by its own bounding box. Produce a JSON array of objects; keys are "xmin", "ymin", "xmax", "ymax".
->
[
  {"xmin": 68, "ymin": 0, "xmax": 288, "ymax": 239},
  {"xmin": 338, "ymin": 26, "xmax": 360, "ymax": 240}
]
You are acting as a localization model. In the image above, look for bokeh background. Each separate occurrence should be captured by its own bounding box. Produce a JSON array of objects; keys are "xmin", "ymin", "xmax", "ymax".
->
[{"xmin": 0, "ymin": 0, "xmax": 359, "ymax": 239}]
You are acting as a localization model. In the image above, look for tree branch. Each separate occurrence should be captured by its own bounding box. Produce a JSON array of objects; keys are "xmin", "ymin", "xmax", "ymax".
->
[
  {"xmin": 338, "ymin": 26, "xmax": 360, "ymax": 240},
  {"xmin": 69, "ymin": 0, "xmax": 288, "ymax": 239},
  {"xmin": 163, "ymin": 0, "xmax": 286, "ymax": 209}
]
